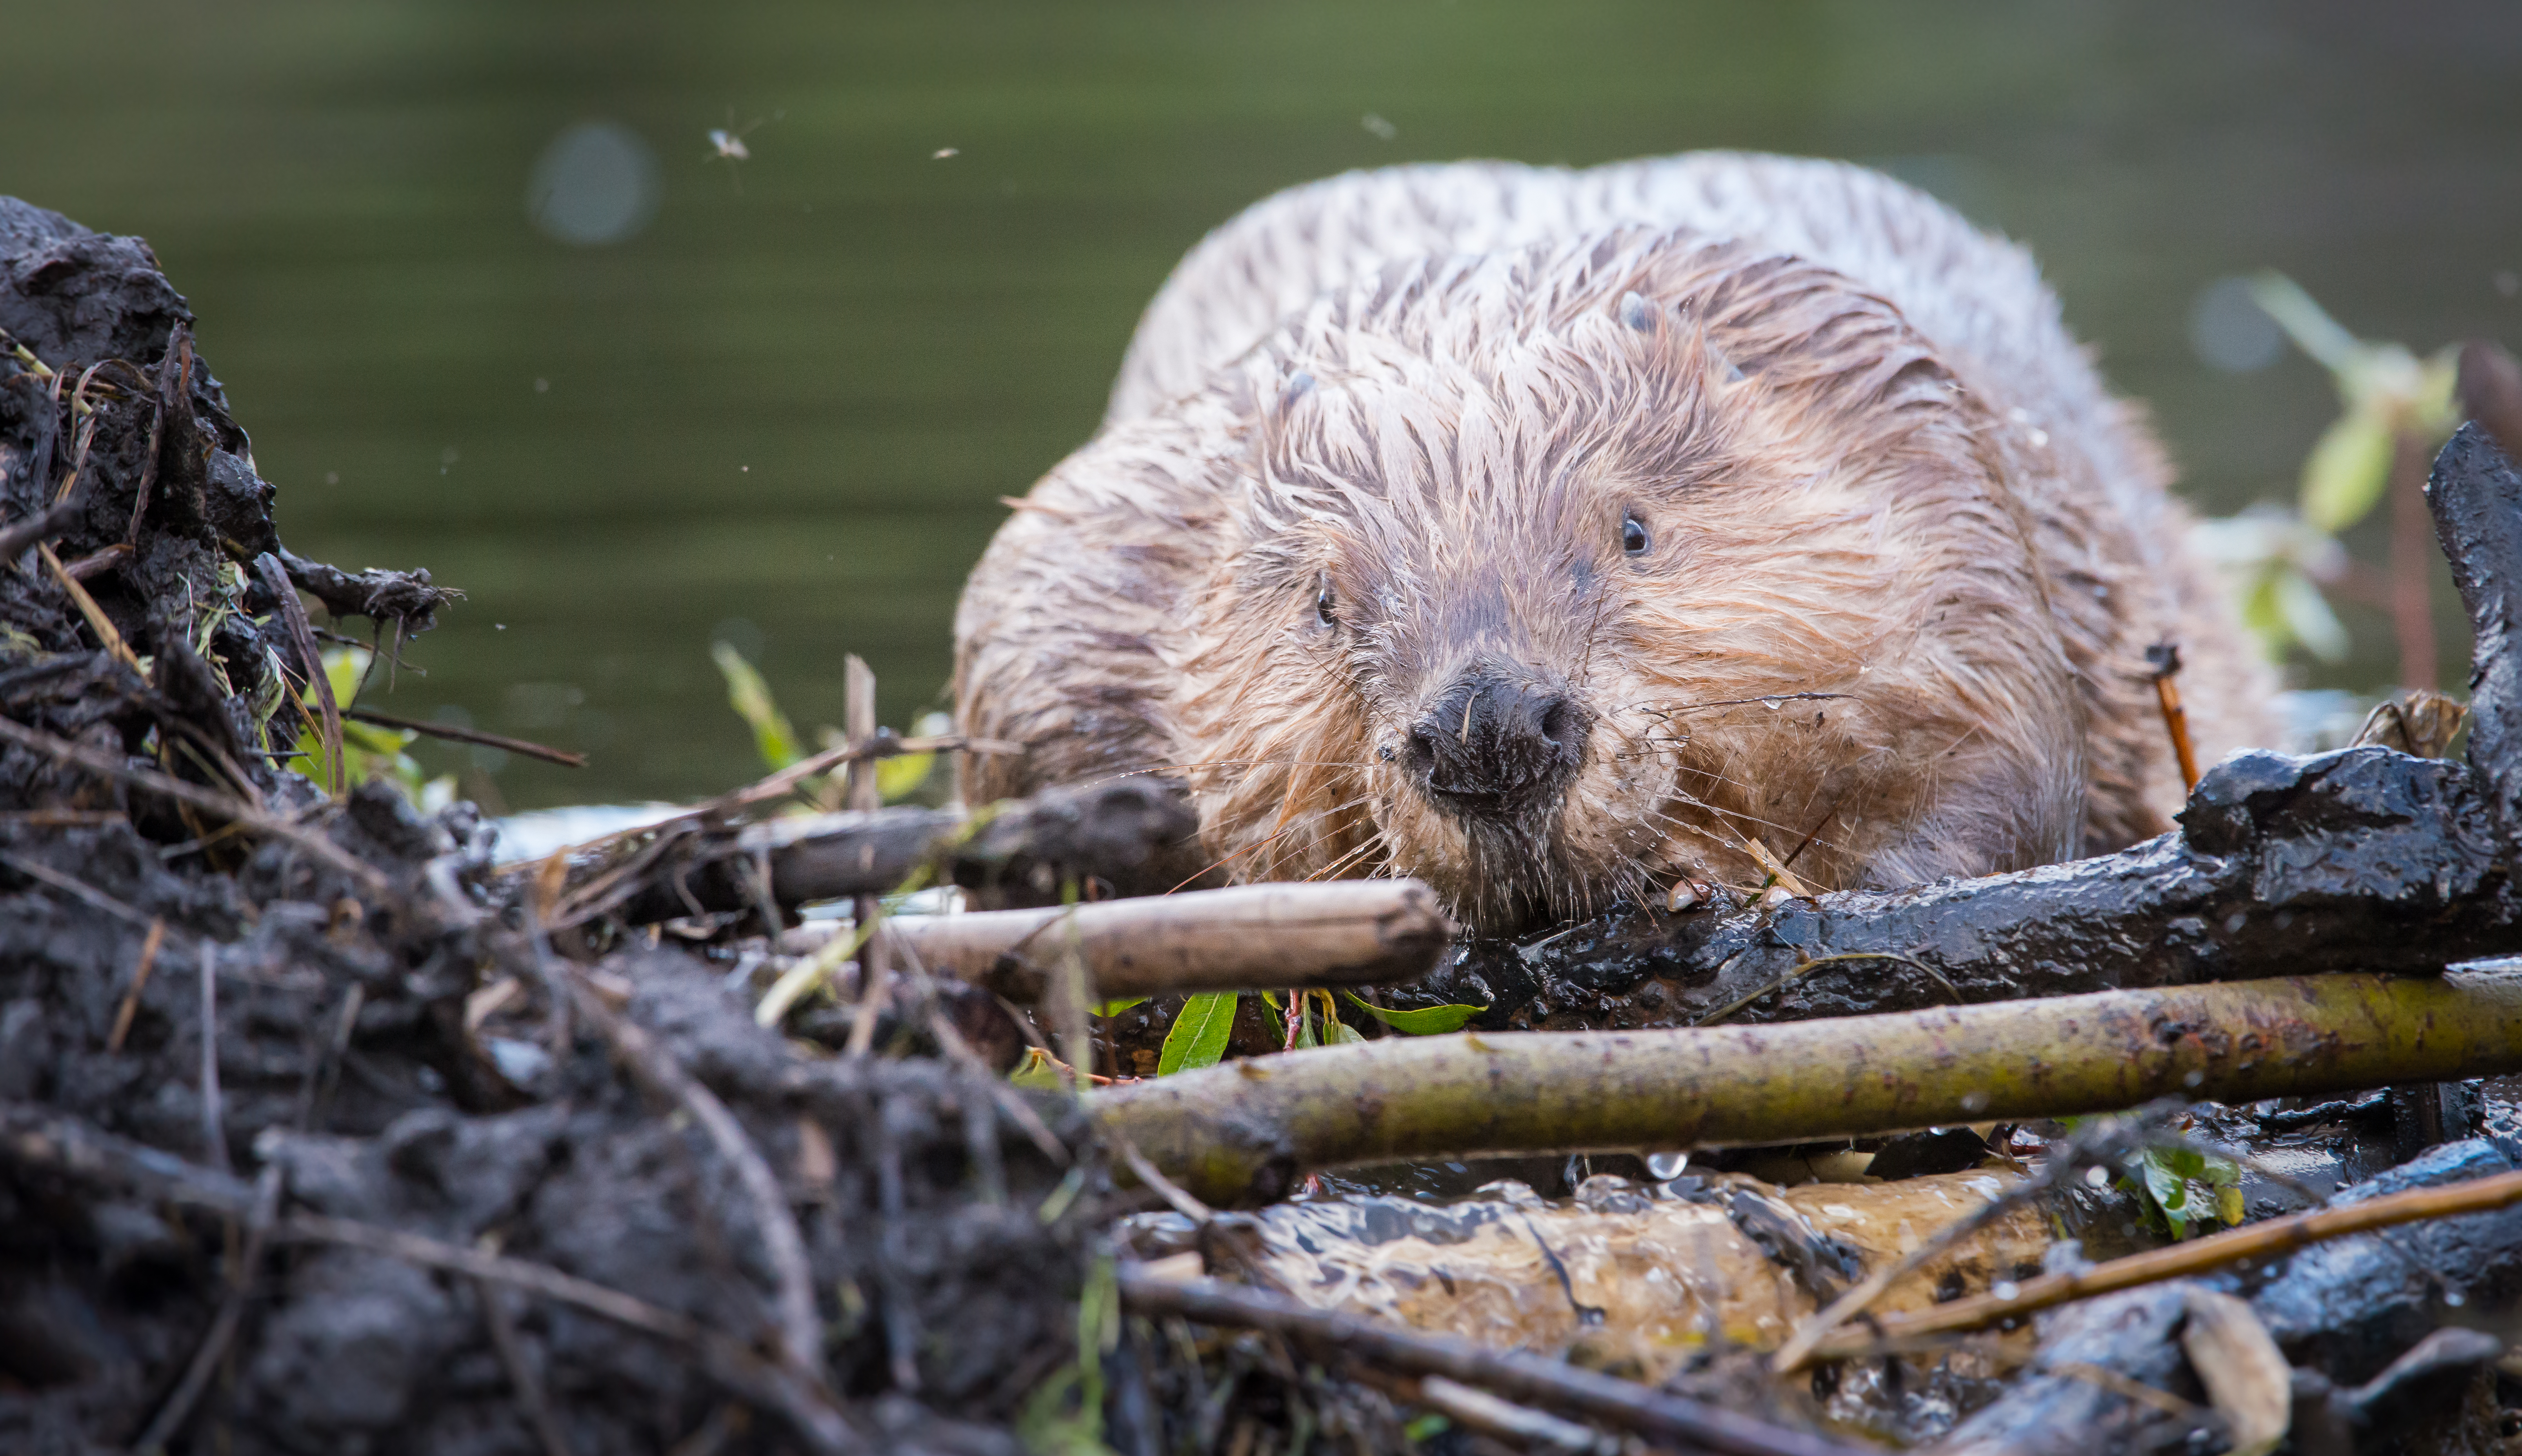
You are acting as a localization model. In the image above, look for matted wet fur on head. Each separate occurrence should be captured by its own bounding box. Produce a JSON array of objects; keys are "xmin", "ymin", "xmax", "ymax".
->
[
  {"xmin": 954, "ymin": 154, "xmax": 2269, "ymax": 935},
  {"xmin": 1165, "ymin": 229, "xmax": 2083, "ymax": 928}
]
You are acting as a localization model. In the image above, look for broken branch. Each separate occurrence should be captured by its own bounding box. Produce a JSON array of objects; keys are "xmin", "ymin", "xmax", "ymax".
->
[
  {"xmin": 1116, "ymin": 1268, "xmax": 1865, "ymax": 1456},
  {"xmin": 787, "ymin": 880, "xmax": 1454, "ymax": 1001}
]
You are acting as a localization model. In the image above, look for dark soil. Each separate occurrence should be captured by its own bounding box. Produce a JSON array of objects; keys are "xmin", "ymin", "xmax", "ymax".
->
[{"xmin": 0, "ymin": 197, "xmax": 1100, "ymax": 1456}]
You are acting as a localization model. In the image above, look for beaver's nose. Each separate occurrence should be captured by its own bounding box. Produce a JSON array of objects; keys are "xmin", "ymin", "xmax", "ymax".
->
[{"xmin": 1403, "ymin": 672, "xmax": 1589, "ymax": 817}]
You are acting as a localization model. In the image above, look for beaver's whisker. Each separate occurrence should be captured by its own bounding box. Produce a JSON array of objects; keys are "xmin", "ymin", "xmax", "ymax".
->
[
  {"xmin": 1081, "ymin": 758, "xmax": 1379, "ymax": 792},
  {"xmin": 1166, "ymin": 791, "xmax": 1378, "ymax": 894}
]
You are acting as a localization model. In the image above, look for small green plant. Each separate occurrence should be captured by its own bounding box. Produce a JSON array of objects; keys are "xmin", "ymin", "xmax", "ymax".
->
[
  {"xmin": 1146, "ymin": 986, "xmax": 1485, "ymax": 1076},
  {"xmin": 709, "ymin": 642, "xmax": 942, "ymax": 802},
  {"xmin": 2191, "ymin": 274, "xmax": 2461, "ymax": 679},
  {"xmin": 288, "ymin": 647, "xmax": 451, "ymax": 810}
]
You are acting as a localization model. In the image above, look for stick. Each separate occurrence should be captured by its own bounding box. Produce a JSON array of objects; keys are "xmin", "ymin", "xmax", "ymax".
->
[
  {"xmin": 2144, "ymin": 642, "xmax": 2200, "ymax": 793},
  {"xmin": 38, "ymin": 541, "xmax": 141, "ymax": 671},
  {"xmin": 1802, "ymin": 1165, "xmax": 2522, "ymax": 1361},
  {"xmin": 108, "ymin": 918, "xmax": 167, "ymax": 1051},
  {"xmin": 0, "ymin": 714, "xmax": 392, "ymax": 896},
  {"xmin": 344, "ymin": 705, "xmax": 587, "ymax": 767},
  {"xmin": 1116, "ymin": 1270, "xmax": 1867, "ymax": 1456},
  {"xmin": 258, "ymin": 552, "xmax": 344, "ymax": 797},
  {"xmin": 585, "ymin": 777, "xmax": 1191, "ymax": 929},
  {"xmin": 841, "ymin": 657, "xmax": 890, "ymax": 1054},
  {"xmin": 132, "ymin": 1163, "xmax": 284, "ymax": 1455},
  {"xmin": 807, "ymin": 880, "xmax": 1455, "ymax": 1002},
  {"xmin": 1091, "ymin": 972, "xmax": 2522, "ymax": 1207},
  {"xmin": 567, "ymin": 976, "xmax": 826, "ymax": 1384},
  {"xmin": 0, "ymin": 493, "xmax": 84, "ymax": 562},
  {"xmin": 477, "ymin": 1272, "xmax": 577, "ymax": 1456}
]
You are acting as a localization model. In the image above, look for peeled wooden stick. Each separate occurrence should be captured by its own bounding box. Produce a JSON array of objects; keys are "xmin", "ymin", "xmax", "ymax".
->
[
  {"xmin": 1092, "ymin": 971, "xmax": 2522, "ymax": 1207},
  {"xmin": 789, "ymin": 880, "xmax": 1455, "ymax": 1001},
  {"xmin": 1797, "ymin": 1165, "xmax": 2522, "ymax": 1364}
]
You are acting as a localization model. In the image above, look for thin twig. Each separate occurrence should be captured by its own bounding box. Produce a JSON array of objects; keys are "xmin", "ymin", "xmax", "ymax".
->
[
  {"xmin": 1117, "ymin": 1270, "xmax": 1868, "ymax": 1456},
  {"xmin": 0, "ymin": 713, "xmax": 392, "ymax": 896},
  {"xmin": 567, "ymin": 975, "xmax": 826, "ymax": 1383},
  {"xmin": 108, "ymin": 918, "xmax": 167, "ymax": 1051},
  {"xmin": 477, "ymin": 1268, "xmax": 577, "ymax": 1456},
  {"xmin": 1801, "ymin": 1165, "xmax": 2522, "ymax": 1361},
  {"xmin": 38, "ymin": 541, "xmax": 140, "ymax": 670},
  {"xmin": 258, "ymin": 552, "xmax": 344, "ymax": 797},
  {"xmin": 132, "ymin": 1162, "xmax": 284, "ymax": 1455},
  {"xmin": 0, "ymin": 847, "xmax": 160, "ymax": 929},
  {"xmin": 344, "ymin": 705, "xmax": 587, "ymax": 767}
]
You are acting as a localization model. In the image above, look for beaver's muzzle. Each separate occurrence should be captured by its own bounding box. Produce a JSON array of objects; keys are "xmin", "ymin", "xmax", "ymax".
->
[{"xmin": 1403, "ymin": 669, "xmax": 1589, "ymax": 820}]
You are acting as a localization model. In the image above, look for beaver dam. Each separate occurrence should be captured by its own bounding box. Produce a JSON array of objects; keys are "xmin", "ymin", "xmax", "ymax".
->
[{"xmin": 13, "ymin": 197, "xmax": 2522, "ymax": 1456}]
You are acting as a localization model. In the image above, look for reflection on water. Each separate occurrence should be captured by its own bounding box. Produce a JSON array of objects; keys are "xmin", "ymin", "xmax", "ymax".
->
[{"xmin": 7, "ymin": 1, "xmax": 2519, "ymax": 807}]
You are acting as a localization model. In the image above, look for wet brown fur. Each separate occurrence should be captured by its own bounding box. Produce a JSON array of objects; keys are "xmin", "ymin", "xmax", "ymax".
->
[{"xmin": 953, "ymin": 155, "xmax": 2271, "ymax": 931}]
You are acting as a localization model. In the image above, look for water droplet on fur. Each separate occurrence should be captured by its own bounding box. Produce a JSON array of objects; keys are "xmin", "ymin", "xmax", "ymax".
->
[
  {"xmin": 1993, "ymin": 1281, "xmax": 2020, "ymax": 1301},
  {"xmin": 1760, "ymin": 697, "xmax": 1783, "ymax": 710},
  {"xmin": 1646, "ymin": 1151, "xmax": 1689, "ymax": 1179}
]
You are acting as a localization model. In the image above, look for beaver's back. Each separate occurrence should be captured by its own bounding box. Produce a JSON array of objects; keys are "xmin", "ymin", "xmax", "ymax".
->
[
  {"xmin": 1089, "ymin": 153, "xmax": 2269, "ymax": 846},
  {"xmin": 1110, "ymin": 155, "xmax": 2170, "ymax": 570}
]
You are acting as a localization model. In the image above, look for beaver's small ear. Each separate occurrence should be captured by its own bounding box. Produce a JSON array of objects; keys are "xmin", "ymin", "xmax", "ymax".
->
[{"xmin": 1618, "ymin": 291, "xmax": 1654, "ymax": 333}]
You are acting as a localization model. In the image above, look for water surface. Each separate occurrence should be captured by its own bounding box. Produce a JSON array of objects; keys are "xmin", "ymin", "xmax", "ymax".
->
[{"xmin": 9, "ymin": 1, "xmax": 2519, "ymax": 807}]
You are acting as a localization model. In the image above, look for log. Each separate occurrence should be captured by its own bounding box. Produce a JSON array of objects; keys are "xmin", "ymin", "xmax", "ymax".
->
[
  {"xmin": 2432, "ymin": 420, "xmax": 2522, "ymax": 842},
  {"xmin": 606, "ymin": 777, "xmax": 1199, "ymax": 925},
  {"xmin": 1424, "ymin": 745, "xmax": 2520, "ymax": 1032},
  {"xmin": 786, "ymin": 881, "xmax": 1454, "ymax": 1000},
  {"xmin": 1092, "ymin": 971, "xmax": 2522, "ymax": 1206}
]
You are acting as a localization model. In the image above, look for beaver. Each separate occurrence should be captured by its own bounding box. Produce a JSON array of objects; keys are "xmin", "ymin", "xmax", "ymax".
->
[{"xmin": 953, "ymin": 153, "xmax": 2273, "ymax": 932}]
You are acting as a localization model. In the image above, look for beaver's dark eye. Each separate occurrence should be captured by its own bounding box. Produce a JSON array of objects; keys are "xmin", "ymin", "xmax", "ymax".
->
[
  {"xmin": 1316, "ymin": 583, "xmax": 1336, "ymax": 625},
  {"xmin": 1621, "ymin": 514, "xmax": 1650, "ymax": 556}
]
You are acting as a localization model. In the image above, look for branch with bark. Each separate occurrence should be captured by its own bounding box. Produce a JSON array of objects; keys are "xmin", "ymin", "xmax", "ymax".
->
[
  {"xmin": 786, "ymin": 880, "xmax": 1455, "ymax": 1000},
  {"xmin": 1093, "ymin": 971, "xmax": 2522, "ymax": 1206}
]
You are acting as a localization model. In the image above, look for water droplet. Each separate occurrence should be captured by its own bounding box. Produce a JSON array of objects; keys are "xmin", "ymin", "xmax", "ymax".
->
[
  {"xmin": 1760, "ymin": 697, "xmax": 1783, "ymax": 711},
  {"xmin": 2085, "ymin": 1165, "xmax": 2109, "ymax": 1188},
  {"xmin": 2183, "ymin": 1070, "xmax": 2205, "ymax": 1089},
  {"xmin": 1993, "ymin": 1281, "xmax": 2020, "ymax": 1301},
  {"xmin": 1960, "ymin": 1091, "xmax": 1989, "ymax": 1113},
  {"xmin": 1646, "ymin": 1151, "xmax": 1689, "ymax": 1180},
  {"xmin": 2446, "ymin": 1290, "xmax": 2467, "ymax": 1307}
]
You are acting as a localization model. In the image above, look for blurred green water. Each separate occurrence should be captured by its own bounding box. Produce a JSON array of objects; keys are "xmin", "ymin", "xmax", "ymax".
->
[{"xmin": 6, "ymin": 0, "xmax": 2519, "ymax": 808}]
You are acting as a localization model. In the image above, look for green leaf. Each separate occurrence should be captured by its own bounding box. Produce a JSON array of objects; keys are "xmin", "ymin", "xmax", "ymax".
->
[
  {"xmin": 875, "ymin": 749, "xmax": 935, "ymax": 802},
  {"xmin": 2298, "ymin": 411, "xmax": 2394, "ymax": 533},
  {"xmin": 1342, "ymin": 991, "xmax": 1487, "ymax": 1035},
  {"xmin": 2249, "ymin": 272, "xmax": 2363, "ymax": 376},
  {"xmin": 1092, "ymin": 996, "xmax": 1148, "ymax": 1017},
  {"xmin": 1327, "ymin": 1017, "xmax": 1367, "ymax": 1045},
  {"xmin": 711, "ymin": 641, "xmax": 800, "ymax": 770},
  {"xmin": 2275, "ymin": 569, "xmax": 2350, "ymax": 663},
  {"xmin": 1008, "ymin": 1046, "xmax": 1069, "ymax": 1092},
  {"xmin": 1157, "ymin": 992, "xmax": 1238, "ymax": 1076}
]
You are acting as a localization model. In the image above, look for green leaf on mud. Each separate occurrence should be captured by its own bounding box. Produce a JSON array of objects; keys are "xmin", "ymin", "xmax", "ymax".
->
[
  {"xmin": 1342, "ymin": 991, "xmax": 1486, "ymax": 1035},
  {"xmin": 1158, "ymin": 992, "xmax": 1238, "ymax": 1075},
  {"xmin": 1092, "ymin": 996, "xmax": 1148, "ymax": 1017}
]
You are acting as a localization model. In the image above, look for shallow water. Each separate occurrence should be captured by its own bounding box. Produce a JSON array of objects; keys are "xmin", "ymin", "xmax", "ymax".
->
[{"xmin": 8, "ymin": 1, "xmax": 2520, "ymax": 809}]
